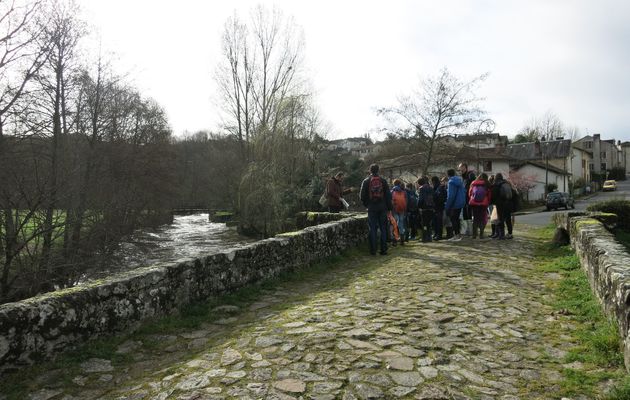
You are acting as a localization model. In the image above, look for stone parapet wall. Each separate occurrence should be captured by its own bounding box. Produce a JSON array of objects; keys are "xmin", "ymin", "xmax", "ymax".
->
[
  {"xmin": 555, "ymin": 212, "xmax": 630, "ymax": 370},
  {"xmin": 295, "ymin": 211, "xmax": 363, "ymax": 230},
  {"xmin": 0, "ymin": 214, "xmax": 368, "ymax": 372}
]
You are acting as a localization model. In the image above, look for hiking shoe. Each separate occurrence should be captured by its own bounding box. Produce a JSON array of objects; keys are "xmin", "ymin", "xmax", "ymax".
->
[
  {"xmin": 505, "ymin": 234, "xmax": 513, "ymax": 239},
  {"xmin": 448, "ymin": 235, "xmax": 462, "ymax": 242}
]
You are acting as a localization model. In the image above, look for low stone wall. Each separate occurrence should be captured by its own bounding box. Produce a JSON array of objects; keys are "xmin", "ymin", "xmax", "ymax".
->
[
  {"xmin": 554, "ymin": 212, "xmax": 630, "ymax": 370},
  {"xmin": 0, "ymin": 214, "xmax": 368, "ymax": 372},
  {"xmin": 295, "ymin": 211, "xmax": 363, "ymax": 230}
]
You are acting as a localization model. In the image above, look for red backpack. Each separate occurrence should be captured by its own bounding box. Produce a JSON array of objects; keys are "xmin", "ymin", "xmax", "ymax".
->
[
  {"xmin": 392, "ymin": 189, "xmax": 407, "ymax": 213},
  {"xmin": 368, "ymin": 176, "xmax": 384, "ymax": 201}
]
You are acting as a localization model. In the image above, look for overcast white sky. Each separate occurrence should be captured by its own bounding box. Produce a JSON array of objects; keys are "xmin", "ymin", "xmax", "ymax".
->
[{"xmin": 80, "ymin": 0, "xmax": 630, "ymax": 142}]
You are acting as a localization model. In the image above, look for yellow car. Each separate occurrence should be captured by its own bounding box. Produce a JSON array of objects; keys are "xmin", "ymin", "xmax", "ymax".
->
[{"xmin": 603, "ymin": 180, "xmax": 617, "ymax": 191}]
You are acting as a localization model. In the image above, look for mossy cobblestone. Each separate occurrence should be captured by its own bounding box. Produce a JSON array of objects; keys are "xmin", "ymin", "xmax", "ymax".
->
[{"xmin": 1, "ymin": 227, "xmax": 612, "ymax": 399}]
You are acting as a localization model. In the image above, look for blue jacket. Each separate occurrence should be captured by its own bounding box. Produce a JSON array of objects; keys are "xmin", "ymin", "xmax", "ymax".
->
[{"xmin": 445, "ymin": 175, "xmax": 466, "ymax": 210}]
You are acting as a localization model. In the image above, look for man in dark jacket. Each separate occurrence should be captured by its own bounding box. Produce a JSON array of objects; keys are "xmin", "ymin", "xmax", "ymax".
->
[
  {"xmin": 326, "ymin": 172, "xmax": 352, "ymax": 213},
  {"xmin": 458, "ymin": 163, "xmax": 476, "ymax": 235},
  {"xmin": 360, "ymin": 164, "xmax": 392, "ymax": 255}
]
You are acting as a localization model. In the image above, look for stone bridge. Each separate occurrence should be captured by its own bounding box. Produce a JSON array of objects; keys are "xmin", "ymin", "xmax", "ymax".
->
[{"xmin": 2, "ymin": 221, "xmax": 601, "ymax": 400}]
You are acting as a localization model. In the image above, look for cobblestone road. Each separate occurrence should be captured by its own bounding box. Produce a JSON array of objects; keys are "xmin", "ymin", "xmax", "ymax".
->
[{"xmin": 15, "ymin": 227, "xmax": 580, "ymax": 400}]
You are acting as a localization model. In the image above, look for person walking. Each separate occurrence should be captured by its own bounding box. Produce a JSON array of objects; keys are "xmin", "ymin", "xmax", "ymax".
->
[
  {"xmin": 360, "ymin": 164, "xmax": 392, "ymax": 255},
  {"xmin": 390, "ymin": 179, "xmax": 408, "ymax": 245},
  {"xmin": 326, "ymin": 172, "xmax": 352, "ymax": 213},
  {"xmin": 445, "ymin": 169, "xmax": 466, "ymax": 241},
  {"xmin": 458, "ymin": 163, "xmax": 476, "ymax": 236},
  {"xmin": 417, "ymin": 176, "xmax": 435, "ymax": 242},
  {"xmin": 468, "ymin": 172, "xmax": 491, "ymax": 239}
]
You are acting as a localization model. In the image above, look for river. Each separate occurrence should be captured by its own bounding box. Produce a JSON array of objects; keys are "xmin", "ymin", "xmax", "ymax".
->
[{"xmin": 75, "ymin": 213, "xmax": 253, "ymax": 285}]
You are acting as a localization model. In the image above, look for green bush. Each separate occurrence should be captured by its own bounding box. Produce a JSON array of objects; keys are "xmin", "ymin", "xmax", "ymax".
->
[
  {"xmin": 546, "ymin": 183, "xmax": 558, "ymax": 193},
  {"xmin": 587, "ymin": 200, "xmax": 630, "ymax": 230},
  {"xmin": 572, "ymin": 177, "xmax": 585, "ymax": 189},
  {"xmin": 608, "ymin": 167, "xmax": 627, "ymax": 181}
]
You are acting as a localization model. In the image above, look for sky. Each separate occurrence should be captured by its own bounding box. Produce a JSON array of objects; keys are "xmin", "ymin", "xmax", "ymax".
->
[{"xmin": 79, "ymin": 0, "xmax": 630, "ymax": 142}]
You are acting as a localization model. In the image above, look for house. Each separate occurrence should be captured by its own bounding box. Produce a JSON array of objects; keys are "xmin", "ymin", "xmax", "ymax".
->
[
  {"xmin": 568, "ymin": 145, "xmax": 593, "ymax": 184},
  {"xmin": 352, "ymin": 143, "xmax": 383, "ymax": 160},
  {"xmin": 325, "ymin": 137, "xmax": 371, "ymax": 152},
  {"xmin": 621, "ymin": 142, "xmax": 630, "ymax": 174},
  {"xmin": 376, "ymin": 146, "xmax": 515, "ymax": 183},
  {"xmin": 455, "ymin": 133, "xmax": 509, "ymax": 149},
  {"xmin": 573, "ymin": 134, "xmax": 623, "ymax": 175},
  {"xmin": 509, "ymin": 161, "xmax": 571, "ymax": 201},
  {"xmin": 506, "ymin": 139, "xmax": 573, "ymax": 192}
]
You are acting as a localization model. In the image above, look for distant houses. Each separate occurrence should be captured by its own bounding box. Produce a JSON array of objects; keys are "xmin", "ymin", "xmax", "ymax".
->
[{"xmin": 368, "ymin": 132, "xmax": 628, "ymax": 202}]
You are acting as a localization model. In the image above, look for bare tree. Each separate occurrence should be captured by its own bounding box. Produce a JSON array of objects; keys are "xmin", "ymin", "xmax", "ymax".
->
[
  {"xmin": 0, "ymin": 0, "xmax": 51, "ymax": 299},
  {"xmin": 214, "ymin": 5, "xmax": 324, "ymax": 237},
  {"xmin": 515, "ymin": 111, "xmax": 567, "ymax": 143},
  {"xmin": 378, "ymin": 67, "xmax": 487, "ymax": 172},
  {"xmin": 32, "ymin": 0, "xmax": 83, "ymax": 278},
  {"xmin": 0, "ymin": 0, "xmax": 49, "ymax": 137},
  {"xmin": 215, "ymin": 5, "xmax": 304, "ymax": 162}
]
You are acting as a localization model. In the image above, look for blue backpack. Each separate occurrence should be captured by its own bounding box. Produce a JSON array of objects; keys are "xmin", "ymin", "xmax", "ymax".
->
[{"xmin": 471, "ymin": 185, "xmax": 487, "ymax": 203}]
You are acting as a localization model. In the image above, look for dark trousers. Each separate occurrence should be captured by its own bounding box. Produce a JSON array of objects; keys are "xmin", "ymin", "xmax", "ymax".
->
[
  {"xmin": 497, "ymin": 205, "xmax": 513, "ymax": 236},
  {"xmin": 471, "ymin": 206, "xmax": 487, "ymax": 226},
  {"xmin": 407, "ymin": 211, "xmax": 419, "ymax": 239},
  {"xmin": 462, "ymin": 204, "xmax": 473, "ymax": 220},
  {"xmin": 368, "ymin": 210, "xmax": 388, "ymax": 254},
  {"xmin": 420, "ymin": 209, "xmax": 434, "ymax": 242},
  {"xmin": 433, "ymin": 209, "xmax": 444, "ymax": 238},
  {"xmin": 447, "ymin": 208, "xmax": 462, "ymax": 235},
  {"xmin": 328, "ymin": 205, "xmax": 342, "ymax": 213}
]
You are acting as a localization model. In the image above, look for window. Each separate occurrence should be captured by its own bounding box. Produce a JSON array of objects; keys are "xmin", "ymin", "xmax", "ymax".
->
[
  {"xmin": 601, "ymin": 152, "xmax": 607, "ymax": 159},
  {"xmin": 582, "ymin": 160, "xmax": 586, "ymax": 168},
  {"xmin": 589, "ymin": 163, "xmax": 594, "ymax": 171},
  {"xmin": 601, "ymin": 163, "xmax": 607, "ymax": 171},
  {"xmin": 585, "ymin": 141, "xmax": 592, "ymax": 149},
  {"xmin": 483, "ymin": 161, "xmax": 493, "ymax": 172}
]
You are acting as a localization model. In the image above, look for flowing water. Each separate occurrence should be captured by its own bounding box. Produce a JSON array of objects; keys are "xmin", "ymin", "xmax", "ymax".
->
[{"xmin": 76, "ymin": 213, "xmax": 253, "ymax": 285}]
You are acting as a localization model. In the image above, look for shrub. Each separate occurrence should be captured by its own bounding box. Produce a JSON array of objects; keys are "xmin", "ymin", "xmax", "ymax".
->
[
  {"xmin": 608, "ymin": 167, "xmax": 627, "ymax": 181},
  {"xmin": 573, "ymin": 177, "xmax": 585, "ymax": 189},
  {"xmin": 587, "ymin": 200, "xmax": 630, "ymax": 230}
]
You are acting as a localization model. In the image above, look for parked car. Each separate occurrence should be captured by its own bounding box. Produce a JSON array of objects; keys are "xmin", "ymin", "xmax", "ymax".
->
[
  {"xmin": 603, "ymin": 180, "xmax": 617, "ymax": 191},
  {"xmin": 546, "ymin": 191, "xmax": 575, "ymax": 211}
]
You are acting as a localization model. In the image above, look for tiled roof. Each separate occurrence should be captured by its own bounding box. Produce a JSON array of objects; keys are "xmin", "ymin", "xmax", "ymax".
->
[{"xmin": 506, "ymin": 139, "xmax": 571, "ymax": 160}]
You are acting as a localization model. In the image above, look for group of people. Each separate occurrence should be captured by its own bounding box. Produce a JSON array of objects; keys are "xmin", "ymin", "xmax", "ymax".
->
[{"xmin": 357, "ymin": 163, "xmax": 520, "ymax": 256}]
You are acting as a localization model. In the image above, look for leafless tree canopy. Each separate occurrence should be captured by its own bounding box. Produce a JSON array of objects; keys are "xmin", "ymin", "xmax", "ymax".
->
[
  {"xmin": 378, "ymin": 67, "xmax": 487, "ymax": 172},
  {"xmin": 215, "ymin": 5, "xmax": 327, "ymax": 238},
  {"xmin": 515, "ymin": 111, "xmax": 578, "ymax": 143},
  {"xmin": 0, "ymin": 0, "xmax": 176, "ymax": 302}
]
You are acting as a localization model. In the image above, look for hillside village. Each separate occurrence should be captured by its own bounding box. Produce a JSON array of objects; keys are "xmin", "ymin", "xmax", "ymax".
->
[{"xmin": 324, "ymin": 134, "xmax": 630, "ymax": 202}]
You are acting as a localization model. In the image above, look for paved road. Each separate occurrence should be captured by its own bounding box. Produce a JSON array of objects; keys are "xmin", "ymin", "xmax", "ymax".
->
[
  {"xmin": 517, "ymin": 178, "xmax": 630, "ymax": 226},
  {"xmin": 7, "ymin": 227, "xmax": 611, "ymax": 400}
]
